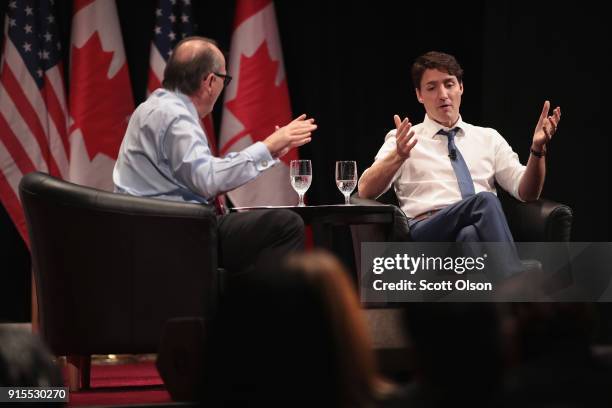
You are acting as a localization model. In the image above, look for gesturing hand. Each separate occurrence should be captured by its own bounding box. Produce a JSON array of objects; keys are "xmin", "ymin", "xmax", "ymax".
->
[
  {"xmin": 264, "ymin": 114, "xmax": 317, "ymax": 158},
  {"xmin": 393, "ymin": 114, "xmax": 417, "ymax": 160},
  {"xmin": 532, "ymin": 101, "xmax": 561, "ymax": 150}
]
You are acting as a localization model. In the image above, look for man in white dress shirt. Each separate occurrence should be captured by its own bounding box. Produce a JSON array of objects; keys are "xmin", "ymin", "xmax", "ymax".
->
[{"xmin": 358, "ymin": 51, "xmax": 561, "ymax": 247}]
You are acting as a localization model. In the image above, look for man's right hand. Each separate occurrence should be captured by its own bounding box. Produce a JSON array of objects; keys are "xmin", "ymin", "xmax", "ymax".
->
[
  {"xmin": 263, "ymin": 114, "xmax": 317, "ymax": 158},
  {"xmin": 357, "ymin": 114, "xmax": 416, "ymax": 199},
  {"xmin": 393, "ymin": 114, "xmax": 417, "ymax": 160}
]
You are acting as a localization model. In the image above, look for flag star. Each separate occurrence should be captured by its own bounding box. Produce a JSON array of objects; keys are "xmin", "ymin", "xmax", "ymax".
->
[
  {"xmin": 57, "ymin": 42, "xmax": 61, "ymax": 50},
  {"xmin": 169, "ymin": 14, "xmax": 176, "ymax": 23},
  {"xmin": 24, "ymin": 24, "xmax": 33, "ymax": 34},
  {"xmin": 25, "ymin": 6, "xmax": 33, "ymax": 15},
  {"xmin": 154, "ymin": 26, "xmax": 162, "ymax": 34},
  {"xmin": 156, "ymin": 8, "xmax": 162, "ymax": 17},
  {"xmin": 23, "ymin": 42, "xmax": 32, "ymax": 52},
  {"xmin": 37, "ymin": 69, "xmax": 43, "ymax": 77},
  {"xmin": 9, "ymin": 18, "xmax": 16, "ymax": 27},
  {"xmin": 42, "ymin": 50, "xmax": 50, "ymax": 60},
  {"xmin": 182, "ymin": 0, "xmax": 191, "ymax": 5},
  {"xmin": 181, "ymin": 14, "xmax": 189, "ymax": 23},
  {"xmin": 181, "ymin": 33, "xmax": 186, "ymax": 38},
  {"xmin": 48, "ymin": 15, "xmax": 55, "ymax": 23},
  {"xmin": 44, "ymin": 32, "xmax": 52, "ymax": 42},
  {"xmin": 167, "ymin": 50, "xmax": 173, "ymax": 57},
  {"xmin": 38, "ymin": 51, "xmax": 43, "ymax": 59},
  {"xmin": 9, "ymin": 1, "xmax": 17, "ymax": 8},
  {"xmin": 170, "ymin": 0, "xmax": 176, "ymax": 4},
  {"xmin": 168, "ymin": 31, "xmax": 176, "ymax": 40}
]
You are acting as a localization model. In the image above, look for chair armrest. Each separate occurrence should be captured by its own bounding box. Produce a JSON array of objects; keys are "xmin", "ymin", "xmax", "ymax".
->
[
  {"xmin": 350, "ymin": 196, "xmax": 388, "ymax": 207},
  {"xmin": 502, "ymin": 196, "xmax": 573, "ymax": 242},
  {"xmin": 350, "ymin": 193, "xmax": 410, "ymax": 241}
]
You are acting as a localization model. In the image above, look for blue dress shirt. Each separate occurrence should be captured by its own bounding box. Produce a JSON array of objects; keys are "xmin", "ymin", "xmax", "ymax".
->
[{"xmin": 113, "ymin": 88, "xmax": 275, "ymax": 204}]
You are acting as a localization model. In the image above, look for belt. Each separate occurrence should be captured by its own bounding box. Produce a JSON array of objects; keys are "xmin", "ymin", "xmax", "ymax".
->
[{"xmin": 411, "ymin": 209, "xmax": 440, "ymax": 223}]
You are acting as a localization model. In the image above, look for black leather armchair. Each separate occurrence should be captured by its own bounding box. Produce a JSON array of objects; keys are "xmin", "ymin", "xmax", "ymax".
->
[
  {"xmin": 19, "ymin": 172, "xmax": 220, "ymax": 390},
  {"xmin": 350, "ymin": 189, "xmax": 573, "ymax": 281}
]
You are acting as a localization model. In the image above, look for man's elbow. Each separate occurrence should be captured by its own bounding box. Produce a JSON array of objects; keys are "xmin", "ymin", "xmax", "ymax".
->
[
  {"xmin": 357, "ymin": 179, "xmax": 376, "ymax": 199},
  {"xmin": 519, "ymin": 189, "xmax": 541, "ymax": 202}
]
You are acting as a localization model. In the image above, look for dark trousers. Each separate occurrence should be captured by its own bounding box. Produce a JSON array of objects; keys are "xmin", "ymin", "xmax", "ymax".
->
[
  {"xmin": 409, "ymin": 192, "xmax": 523, "ymax": 279},
  {"xmin": 217, "ymin": 209, "xmax": 304, "ymax": 275}
]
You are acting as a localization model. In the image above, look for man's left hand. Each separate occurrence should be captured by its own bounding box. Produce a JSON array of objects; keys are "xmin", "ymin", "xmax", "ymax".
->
[{"xmin": 532, "ymin": 100, "xmax": 561, "ymax": 151}]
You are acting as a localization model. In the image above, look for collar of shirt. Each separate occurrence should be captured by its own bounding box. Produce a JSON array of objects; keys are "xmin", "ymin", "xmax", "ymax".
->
[
  {"xmin": 422, "ymin": 114, "xmax": 466, "ymax": 139},
  {"xmin": 154, "ymin": 88, "xmax": 199, "ymax": 121}
]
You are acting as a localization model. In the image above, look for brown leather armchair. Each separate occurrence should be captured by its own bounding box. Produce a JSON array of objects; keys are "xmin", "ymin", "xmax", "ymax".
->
[{"xmin": 19, "ymin": 172, "xmax": 220, "ymax": 391}]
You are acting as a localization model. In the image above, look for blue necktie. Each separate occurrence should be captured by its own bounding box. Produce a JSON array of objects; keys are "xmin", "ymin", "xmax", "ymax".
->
[{"xmin": 437, "ymin": 128, "xmax": 475, "ymax": 199}]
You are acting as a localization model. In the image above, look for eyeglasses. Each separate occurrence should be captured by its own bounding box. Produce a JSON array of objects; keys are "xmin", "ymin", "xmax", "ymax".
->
[{"xmin": 213, "ymin": 72, "xmax": 232, "ymax": 87}]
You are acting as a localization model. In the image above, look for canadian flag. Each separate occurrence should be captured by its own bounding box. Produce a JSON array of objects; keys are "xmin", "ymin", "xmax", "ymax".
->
[
  {"xmin": 68, "ymin": 0, "xmax": 134, "ymax": 191},
  {"xmin": 219, "ymin": 0, "xmax": 296, "ymax": 206}
]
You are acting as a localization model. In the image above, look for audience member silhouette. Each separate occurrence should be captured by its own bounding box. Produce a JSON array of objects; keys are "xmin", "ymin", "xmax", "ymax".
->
[
  {"xmin": 0, "ymin": 327, "xmax": 64, "ymax": 406},
  {"xmin": 201, "ymin": 250, "xmax": 392, "ymax": 407}
]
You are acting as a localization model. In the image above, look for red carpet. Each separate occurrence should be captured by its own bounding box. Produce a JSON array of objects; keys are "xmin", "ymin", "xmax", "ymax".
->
[{"xmin": 67, "ymin": 360, "xmax": 171, "ymax": 406}]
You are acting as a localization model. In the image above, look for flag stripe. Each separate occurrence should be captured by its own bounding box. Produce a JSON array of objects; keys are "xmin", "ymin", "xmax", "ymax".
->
[
  {"xmin": 46, "ymin": 65, "xmax": 68, "ymax": 116},
  {"xmin": 1, "ymin": 63, "xmax": 60, "ymax": 176},
  {"xmin": 233, "ymin": 0, "xmax": 270, "ymax": 29},
  {"xmin": 0, "ymin": 140, "xmax": 27, "ymax": 243},
  {"xmin": 44, "ymin": 68, "xmax": 69, "ymax": 156},
  {"xmin": 149, "ymin": 44, "xmax": 165, "ymax": 89},
  {"xmin": 0, "ymin": 112, "xmax": 37, "ymax": 175},
  {"xmin": 0, "ymin": 82, "xmax": 49, "ymax": 173},
  {"xmin": 41, "ymin": 79, "xmax": 69, "ymax": 178}
]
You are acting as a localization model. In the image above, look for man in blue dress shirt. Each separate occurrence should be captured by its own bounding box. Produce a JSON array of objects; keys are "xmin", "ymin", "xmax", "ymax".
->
[{"xmin": 113, "ymin": 36, "xmax": 316, "ymax": 275}]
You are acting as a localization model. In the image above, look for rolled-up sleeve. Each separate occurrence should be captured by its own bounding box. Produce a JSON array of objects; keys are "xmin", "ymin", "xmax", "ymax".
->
[{"xmin": 493, "ymin": 131, "xmax": 526, "ymax": 201}]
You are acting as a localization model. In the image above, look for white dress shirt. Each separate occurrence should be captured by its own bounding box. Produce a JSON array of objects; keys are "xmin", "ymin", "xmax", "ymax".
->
[
  {"xmin": 364, "ymin": 115, "xmax": 526, "ymax": 218},
  {"xmin": 113, "ymin": 88, "xmax": 275, "ymax": 204}
]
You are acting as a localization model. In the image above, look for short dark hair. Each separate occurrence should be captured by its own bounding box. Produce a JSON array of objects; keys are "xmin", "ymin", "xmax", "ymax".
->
[
  {"xmin": 411, "ymin": 51, "xmax": 464, "ymax": 90},
  {"xmin": 162, "ymin": 36, "xmax": 221, "ymax": 95}
]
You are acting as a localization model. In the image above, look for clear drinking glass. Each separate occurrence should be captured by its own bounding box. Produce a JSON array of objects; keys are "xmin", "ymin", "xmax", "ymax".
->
[
  {"xmin": 290, "ymin": 160, "xmax": 312, "ymax": 207},
  {"xmin": 335, "ymin": 161, "xmax": 357, "ymax": 205}
]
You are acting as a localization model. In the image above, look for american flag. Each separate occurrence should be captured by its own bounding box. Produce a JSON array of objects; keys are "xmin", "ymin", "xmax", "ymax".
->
[
  {"xmin": 0, "ymin": 0, "xmax": 69, "ymax": 243},
  {"xmin": 147, "ymin": 0, "xmax": 193, "ymax": 93},
  {"xmin": 147, "ymin": 0, "xmax": 217, "ymax": 154}
]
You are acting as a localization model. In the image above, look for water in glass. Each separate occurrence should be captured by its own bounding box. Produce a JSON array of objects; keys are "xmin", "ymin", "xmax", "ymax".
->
[
  {"xmin": 290, "ymin": 160, "xmax": 312, "ymax": 206},
  {"xmin": 335, "ymin": 161, "xmax": 357, "ymax": 204}
]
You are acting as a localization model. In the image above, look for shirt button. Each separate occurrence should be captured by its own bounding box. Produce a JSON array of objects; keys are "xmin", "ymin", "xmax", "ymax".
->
[{"xmin": 261, "ymin": 160, "xmax": 268, "ymax": 167}]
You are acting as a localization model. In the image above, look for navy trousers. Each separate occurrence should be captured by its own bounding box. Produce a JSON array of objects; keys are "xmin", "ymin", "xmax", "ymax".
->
[
  {"xmin": 409, "ymin": 192, "xmax": 514, "ymax": 242},
  {"xmin": 409, "ymin": 192, "xmax": 523, "ymax": 279}
]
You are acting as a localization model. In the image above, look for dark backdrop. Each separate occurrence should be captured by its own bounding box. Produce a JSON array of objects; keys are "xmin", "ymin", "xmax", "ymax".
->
[{"xmin": 1, "ymin": 1, "xmax": 608, "ymax": 321}]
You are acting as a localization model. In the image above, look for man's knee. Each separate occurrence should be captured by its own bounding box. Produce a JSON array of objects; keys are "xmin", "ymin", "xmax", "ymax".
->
[
  {"xmin": 456, "ymin": 225, "xmax": 479, "ymax": 242},
  {"xmin": 258, "ymin": 209, "xmax": 304, "ymax": 238},
  {"xmin": 473, "ymin": 192, "xmax": 502, "ymax": 210},
  {"xmin": 275, "ymin": 209, "xmax": 305, "ymax": 234}
]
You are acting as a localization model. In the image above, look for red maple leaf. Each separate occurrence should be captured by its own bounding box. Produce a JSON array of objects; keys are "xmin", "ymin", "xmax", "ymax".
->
[
  {"xmin": 224, "ymin": 41, "xmax": 297, "ymax": 164},
  {"xmin": 69, "ymin": 32, "xmax": 134, "ymax": 160}
]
